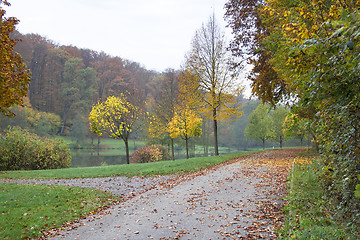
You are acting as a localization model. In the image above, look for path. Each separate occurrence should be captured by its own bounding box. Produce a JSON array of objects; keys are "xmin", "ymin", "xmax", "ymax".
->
[{"xmin": 41, "ymin": 148, "xmax": 303, "ymax": 239}]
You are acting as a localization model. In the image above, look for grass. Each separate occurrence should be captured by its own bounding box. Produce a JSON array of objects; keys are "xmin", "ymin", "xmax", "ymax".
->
[
  {"xmin": 0, "ymin": 183, "xmax": 119, "ymax": 239},
  {"xmin": 0, "ymin": 150, "xmax": 263, "ymax": 179},
  {"xmin": 279, "ymin": 155, "xmax": 359, "ymax": 239}
]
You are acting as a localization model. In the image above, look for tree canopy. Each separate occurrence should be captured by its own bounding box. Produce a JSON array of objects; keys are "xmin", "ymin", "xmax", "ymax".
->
[
  {"xmin": 0, "ymin": 0, "xmax": 31, "ymax": 116},
  {"xmin": 226, "ymin": 0, "xmax": 360, "ymax": 227},
  {"xmin": 168, "ymin": 108, "xmax": 202, "ymax": 159}
]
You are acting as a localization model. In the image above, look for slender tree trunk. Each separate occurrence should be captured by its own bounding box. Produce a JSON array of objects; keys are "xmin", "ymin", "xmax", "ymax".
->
[
  {"xmin": 171, "ymin": 138, "xmax": 175, "ymax": 160},
  {"xmin": 262, "ymin": 138, "xmax": 265, "ymax": 149},
  {"xmin": 185, "ymin": 137, "xmax": 189, "ymax": 159},
  {"xmin": 213, "ymin": 118, "xmax": 219, "ymax": 155},
  {"xmin": 279, "ymin": 136, "xmax": 283, "ymax": 148},
  {"xmin": 125, "ymin": 140, "xmax": 130, "ymax": 164}
]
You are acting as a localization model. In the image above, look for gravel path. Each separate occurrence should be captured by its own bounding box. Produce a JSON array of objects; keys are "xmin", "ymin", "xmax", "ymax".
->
[
  {"xmin": 0, "ymin": 175, "xmax": 179, "ymax": 202},
  {"xmin": 1, "ymin": 149, "xmax": 303, "ymax": 239}
]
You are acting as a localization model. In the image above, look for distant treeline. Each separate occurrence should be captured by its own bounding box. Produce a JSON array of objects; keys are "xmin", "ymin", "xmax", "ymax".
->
[{"xmin": 11, "ymin": 30, "xmax": 160, "ymax": 135}]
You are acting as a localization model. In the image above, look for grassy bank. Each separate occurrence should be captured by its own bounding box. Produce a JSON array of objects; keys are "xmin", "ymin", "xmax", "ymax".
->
[
  {"xmin": 0, "ymin": 183, "xmax": 119, "ymax": 239},
  {"xmin": 0, "ymin": 150, "xmax": 262, "ymax": 179},
  {"xmin": 280, "ymin": 154, "xmax": 359, "ymax": 239}
]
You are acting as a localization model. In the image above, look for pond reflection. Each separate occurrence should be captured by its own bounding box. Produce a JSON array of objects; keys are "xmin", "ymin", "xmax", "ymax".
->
[{"xmin": 70, "ymin": 148, "xmax": 126, "ymax": 167}]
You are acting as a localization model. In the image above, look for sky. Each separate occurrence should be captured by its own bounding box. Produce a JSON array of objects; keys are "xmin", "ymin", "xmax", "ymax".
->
[{"xmin": 5, "ymin": 0, "xmax": 233, "ymax": 72}]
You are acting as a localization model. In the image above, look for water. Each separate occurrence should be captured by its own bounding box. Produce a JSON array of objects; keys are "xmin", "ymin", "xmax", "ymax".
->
[
  {"xmin": 70, "ymin": 148, "xmax": 127, "ymax": 167},
  {"xmin": 69, "ymin": 147, "xmax": 236, "ymax": 167}
]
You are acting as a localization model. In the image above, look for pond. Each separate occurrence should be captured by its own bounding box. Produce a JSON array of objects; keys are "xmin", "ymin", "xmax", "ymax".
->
[
  {"xmin": 69, "ymin": 148, "xmax": 209, "ymax": 167},
  {"xmin": 70, "ymin": 148, "xmax": 127, "ymax": 167}
]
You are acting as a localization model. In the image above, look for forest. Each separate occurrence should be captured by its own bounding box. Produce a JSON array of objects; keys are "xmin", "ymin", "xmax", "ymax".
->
[{"xmin": 0, "ymin": 28, "xmax": 305, "ymax": 166}]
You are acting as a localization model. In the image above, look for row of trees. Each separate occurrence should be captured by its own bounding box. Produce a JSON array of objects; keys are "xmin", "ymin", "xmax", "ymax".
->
[
  {"xmin": 88, "ymin": 15, "xmax": 244, "ymax": 163},
  {"xmin": 225, "ymin": 0, "xmax": 360, "ymax": 227}
]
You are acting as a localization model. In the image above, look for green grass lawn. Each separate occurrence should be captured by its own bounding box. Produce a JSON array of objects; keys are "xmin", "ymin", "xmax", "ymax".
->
[
  {"xmin": 0, "ymin": 183, "xmax": 119, "ymax": 239},
  {"xmin": 0, "ymin": 150, "xmax": 263, "ymax": 179},
  {"xmin": 279, "ymin": 155, "xmax": 359, "ymax": 239}
]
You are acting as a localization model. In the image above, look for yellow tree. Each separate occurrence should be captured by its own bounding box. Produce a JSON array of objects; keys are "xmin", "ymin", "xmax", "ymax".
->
[
  {"xmin": 168, "ymin": 108, "xmax": 202, "ymax": 159},
  {"xmin": 0, "ymin": 0, "xmax": 31, "ymax": 116},
  {"xmin": 89, "ymin": 95, "xmax": 139, "ymax": 164},
  {"xmin": 185, "ymin": 15, "xmax": 243, "ymax": 155}
]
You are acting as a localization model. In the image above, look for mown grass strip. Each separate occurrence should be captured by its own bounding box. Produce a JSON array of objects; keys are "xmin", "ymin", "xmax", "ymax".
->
[
  {"xmin": 280, "ymin": 155, "xmax": 358, "ymax": 239},
  {"xmin": 0, "ymin": 183, "xmax": 119, "ymax": 239},
  {"xmin": 0, "ymin": 151, "xmax": 263, "ymax": 180}
]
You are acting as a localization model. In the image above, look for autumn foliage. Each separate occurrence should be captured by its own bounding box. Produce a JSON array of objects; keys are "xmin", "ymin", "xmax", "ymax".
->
[
  {"xmin": 130, "ymin": 145, "xmax": 170, "ymax": 164},
  {"xmin": 0, "ymin": 0, "xmax": 31, "ymax": 116},
  {"xmin": 89, "ymin": 95, "xmax": 139, "ymax": 164},
  {"xmin": 225, "ymin": 0, "xmax": 360, "ymax": 229}
]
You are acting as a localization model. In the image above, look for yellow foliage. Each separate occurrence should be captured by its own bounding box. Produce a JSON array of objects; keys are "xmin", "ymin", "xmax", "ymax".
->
[
  {"xmin": 167, "ymin": 108, "xmax": 202, "ymax": 140},
  {"xmin": 89, "ymin": 95, "xmax": 138, "ymax": 140}
]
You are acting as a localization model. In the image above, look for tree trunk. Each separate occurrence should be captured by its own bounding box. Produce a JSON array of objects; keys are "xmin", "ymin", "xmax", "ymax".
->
[
  {"xmin": 213, "ymin": 111, "xmax": 219, "ymax": 155},
  {"xmin": 125, "ymin": 140, "xmax": 130, "ymax": 164},
  {"xmin": 262, "ymin": 138, "xmax": 265, "ymax": 149},
  {"xmin": 171, "ymin": 138, "xmax": 175, "ymax": 160},
  {"xmin": 185, "ymin": 137, "xmax": 189, "ymax": 159},
  {"xmin": 279, "ymin": 136, "xmax": 283, "ymax": 148}
]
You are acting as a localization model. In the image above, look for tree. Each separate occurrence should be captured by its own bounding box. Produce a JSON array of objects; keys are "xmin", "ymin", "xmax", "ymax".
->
[
  {"xmin": 168, "ymin": 108, "xmax": 202, "ymax": 159},
  {"xmin": 270, "ymin": 106, "xmax": 288, "ymax": 148},
  {"xmin": 93, "ymin": 57, "xmax": 129, "ymax": 100},
  {"xmin": 224, "ymin": 0, "xmax": 288, "ymax": 105},
  {"xmin": 59, "ymin": 58, "xmax": 97, "ymax": 134},
  {"xmin": 89, "ymin": 95, "xmax": 140, "ymax": 164},
  {"xmin": 147, "ymin": 69, "xmax": 179, "ymax": 160},
  {"xmin": 226, "ymin": 100, "xmax": 261, "ymax": 150},
  {"xmin": 185, "ymin": 15, "xmax": 243, "ymax": 155},
  {"xmin": 0, "ymin": 0, "xmax": 31, "ymax": 116},
  {"xmin": 245, "ymin": 104, "xmax": 272, "ymax": 149},
  {"xmin": 251, "ymin": 0, "xmax": 360, "ymax": 225},
  {"xmin": 282, "ymin": 113, "xmax": 308, "ymax": 145}
]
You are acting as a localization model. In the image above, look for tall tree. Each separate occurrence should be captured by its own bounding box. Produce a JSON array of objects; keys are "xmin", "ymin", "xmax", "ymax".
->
[
  {"xmin": 148, "ymin": 69, "xmax": 179, "ymax": 160},
  {"xmin": 59, "ymin": 58, "xmax": 97, "ymax": 134},
  {"xmin": 0, "ymin": 0, "xmax": 31, "ymax": 116},
  {"xmin": 224, "ymin": 0, "xmax": 287, "ymax": 105},
  {"xmin": 185, "ymin": 15, "xmax": 243, "ymax": 155},
  {"xmin": 270, "ymin": 106, "xmax": 289, "ymax": 148},
  {"xmin": 89, "ymin": 95, "xmax": 140, "ymax": 164},
  {"xmin": 245, "ymin": 103, "xmax": 272, "ymax": 149}
]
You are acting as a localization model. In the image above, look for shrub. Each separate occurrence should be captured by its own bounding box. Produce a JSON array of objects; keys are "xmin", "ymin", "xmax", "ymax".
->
[
  {"xmin": 155, "ymin": 144, "xmax": 171, "ymax": 161},
  {"xmin": 0, "ymin": 127, "xmax": 71, "ymax": 170},
  {"xmin": 130, "ymin": 145, "xmax": 163, "ymax": 163}
]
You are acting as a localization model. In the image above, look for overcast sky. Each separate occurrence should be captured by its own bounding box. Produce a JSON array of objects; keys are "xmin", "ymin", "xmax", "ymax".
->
[{"xmin": 5, "ymin": 0, "xmax": 233, "ymax": 72}]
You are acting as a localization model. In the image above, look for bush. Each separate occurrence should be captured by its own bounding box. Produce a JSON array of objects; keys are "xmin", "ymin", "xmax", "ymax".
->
[
  {"xmin": 0, "ymin": 127, "xmax": 71, "ymax": 170},
  {"xmin": 130, "ymin": 145, "xmax": 163, "ymax": 163},
  {"xmin": 155, "ymin": 144, "xmax": 171, "ymax": 161}
]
